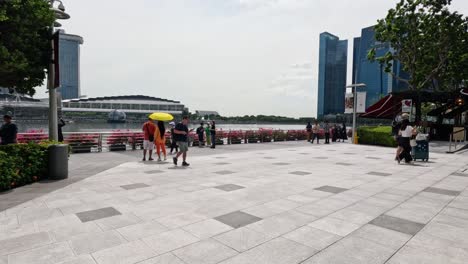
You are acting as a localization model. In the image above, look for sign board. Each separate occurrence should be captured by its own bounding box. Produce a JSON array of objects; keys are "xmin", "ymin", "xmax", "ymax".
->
[
  {"xmin": 344, "ymin": 93, "xmax": 354, "ymax": 114},
  {"xmin": 401, "ymin": 99, "xmax": 412, "ymax": 113},
  {"xmin": 356, "ymin": 92, "xmax": 366, "ymax": 113}
]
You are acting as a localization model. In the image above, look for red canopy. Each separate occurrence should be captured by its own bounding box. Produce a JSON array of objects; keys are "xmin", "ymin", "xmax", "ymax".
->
[{"xmin": 360, "ymin": 94, "xmax": 401, "ymax": 119}]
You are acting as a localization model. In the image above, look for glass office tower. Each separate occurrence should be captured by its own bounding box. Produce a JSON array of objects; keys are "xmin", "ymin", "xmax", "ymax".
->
[
  {"xmin": 58, "ymin": 30, "xmax": 84, "ymax": 100},
  {"xmin": 317, "ymin": 32, "xmax": 348, "ymax": 117}
]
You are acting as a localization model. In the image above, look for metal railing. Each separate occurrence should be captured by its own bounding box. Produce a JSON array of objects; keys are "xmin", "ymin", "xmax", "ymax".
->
[{"xmin": 449, "ymin": 127, "xmax": 466, "ymax": 153}]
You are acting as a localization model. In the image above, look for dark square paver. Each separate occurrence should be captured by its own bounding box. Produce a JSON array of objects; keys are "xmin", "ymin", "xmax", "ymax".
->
[
  {"xmin": 367, "ymin": 171, "xmax": 392, "ymax": 177},
  {"xmin": 290, "ymin": 171, "xmax": 311, "ymax": 176},
  {"xmin": 336, "ymin": 162, "xmax": 352, "ymax": 166},
  {"xmin": 214, "ymin": 162, "xmax": 231, "ymax": 165},
  {"xmin": 314, "ymin": 157, "xmax": 329, "ymax": 159},
  {"xmin": 214, "ymin": 184, "xmax": 245, "ymax": 192},
  {"xmin": 214, "ymin": 170, "xmax": 236, "ymax": 175},
  {"xmin": 452, "ymin": 172, "xmax": 468, "ymax": 177},
  {"xmin": 144, "ymin": 170, "xmax": 164, "ymax": 174},
  {"xmin": 76, "ymin": 207, "xmax": 121, "ymax": 223},
  {"xmin": 423, "ymin": 187, "xmax": 461, "ymax": 196},
  {"xmin": 272, "ymin": 162, "xmax": 291, "ymax": 166},
  {"xmin": 366, "ymin": 157, "xmax": 381, "ymax": 160},
  {"xmin": 370, "ymin": 215, "xmax": 425, "ymax": 235},
  {"xmin": 263, "ymin": 157, "xmax": 276, "ymax": 159},
  {"xmin": 214, "ymin": 211, "xmax": 262, "ymax": 228},
  {"xmin": 315, "ymin": 185, "xmax": 348, "ymax": 194},
  {"xmin": 215, "ymin": 157, "xmax": 228, "ymax": 159},
  {"xmin": 121, "ymin": 183, "xmax": 150, "ymax": 190}
]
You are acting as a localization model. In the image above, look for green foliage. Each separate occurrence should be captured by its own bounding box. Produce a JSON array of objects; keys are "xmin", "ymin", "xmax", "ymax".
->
[
  {"xmin": 358, "ymin": 126, "xmax": 397, "ymax": 148},
  {"xmin": 0, "ymin": 142, "xmax": 55, "ymax": 191},
  {"xmin": 368, "ymin": 0, "xmax": 468, "ymax": 91},
  {"xmin": 0, "ymin": 0, "xmax": 55, "ymax": 96}
]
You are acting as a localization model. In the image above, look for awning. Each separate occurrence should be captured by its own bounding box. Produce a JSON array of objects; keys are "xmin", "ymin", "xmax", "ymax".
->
[{"xmin": 360, "ymin": 94, "xmax": 401, "ymax": 119}]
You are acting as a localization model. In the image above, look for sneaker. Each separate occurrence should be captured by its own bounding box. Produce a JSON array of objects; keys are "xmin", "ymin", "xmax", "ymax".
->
[
  {"xmin": 157, "ymin": 157, "xmax": 161, "ymax": 162},
  {"xmin": 142, "ymin": 158, "xmax": 146, "ymax": 161},
  {"xmin": 149, "ymin": 158, "xmax": 154, "ymax": 161},
  {"xmin": 182, "ymin": 161, "xmax": 190, "ymax": 167},
  {"xmin": 164, "ymin": 156, "xmax": 167, "ymax": 161},
  {"xmin": 173, "ymin": 157, "xmax": 178, "ymax": 165}
]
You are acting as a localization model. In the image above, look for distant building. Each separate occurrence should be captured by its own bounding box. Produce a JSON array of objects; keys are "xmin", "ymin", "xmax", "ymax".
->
[
  {"xmin": 317, "ymin": 32, "xmax": 348, "ymax": 117},
  {"xmin": 195, "ymin": 110, "xmax": 219, "ymax": 118},
  {"xmin": 62, "ymin": 95, "xmax": 186, "ymax": 121},
  {"xmin": 353, "ymin": 26, "xmax": 408, "ymax": 108},
  {"xmin": 58, "ymin": 30, "xmax": 83, "ymax": 100}
]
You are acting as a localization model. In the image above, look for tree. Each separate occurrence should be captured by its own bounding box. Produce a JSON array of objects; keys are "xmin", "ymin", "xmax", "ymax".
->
[
  {"xmin": 0, "ymin": 0, "xmax": 55, "ymax": 96},
  {"xmin": 368, "ymin": 0, "xmax": 468, "ymax": 120}
]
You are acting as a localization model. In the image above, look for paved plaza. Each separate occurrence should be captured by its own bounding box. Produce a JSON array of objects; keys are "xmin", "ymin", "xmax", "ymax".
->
[{"xmin": 1, "ymin": 142, "xmax": 468, "ymax": 264}]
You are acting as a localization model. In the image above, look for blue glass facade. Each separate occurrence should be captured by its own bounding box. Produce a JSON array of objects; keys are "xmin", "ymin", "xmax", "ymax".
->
[
  {"xmin": 317, "ymin": 32, "xmax": 348, "ymax": 117},
  {"xmin": 58, "ymin": 31, "xmax": 83, "ymax": 100},
  {"xmin": 353, "ymin": 26, "xmax": 407, "ymax": 107}
]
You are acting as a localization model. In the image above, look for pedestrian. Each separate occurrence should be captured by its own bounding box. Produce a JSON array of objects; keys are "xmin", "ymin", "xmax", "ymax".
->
[
  {"xmin": 142, "ymin": 117, "xmax": 156, "ymax": 161},
  {"xmin": 205, "ymin": 122, "xmax": 211, "ymax": 146},
  {"xmin": 196, "ymin": 122, "xmax": 205, "ymax": 148},
  {"xmin": 169, "ymin": 122, "xmax": 178, "ymax": 154},
  {"xmin": 173, "ymin": 116, "xmax": 190, "ymax": 166},
  {"xmin": 324, "ymin": 120, "xmax": 330, "ymax": 144},
  {"xmin": 0, "ymin": 114, "xmax": 17, "ymax": 145},
  {"xmin": 332, "ymin": 124, "xmax": 338, "ymax": 142},
  {"xmin": 154, "ymin": 121, "xmax": 167, "ymax": 161},
  {"xmin": 306, "ymin": 121, "xmax": 312, "ymax": 142},
  {"xmin": 340, "ymin": 123, "xmax": 348, "ymax": 142},
  {"xmin": 393, "ymin": 113, "xmax": 405, "ymax": 161},
  {"xmin": 311, "ymin": 121, "xmax": 320, "ymax": 144},
  {"xmin": 397, "ymin": 119, "xmax": 416, "ymax": 164},
  {"xmin": 210, "ymin": 121, "xmax": 216, "ymax": 149},
  {"xmin": 58, "ymin": 118, "xmax": 66, "ymax": 142}
]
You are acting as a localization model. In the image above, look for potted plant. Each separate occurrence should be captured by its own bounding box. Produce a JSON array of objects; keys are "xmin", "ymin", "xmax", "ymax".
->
[
  {"xmin": 245, "ymin": 130, "xmax": 260, "ymax": 143},
  {"xmin": 286, "ymin": 130, "xmax": 298, "ymax": 141},
  {"xmin": 66, "ymin": 133, "xmax": 98, "ymax": 153},
  {"xmin": 228, "ymin": 130, "xmax": 243, "ymax": 144},
  {"xmin": 107, "ymin": 130, "xmax": 128, "ymax": 151},
  {"xmin": 259, "ymin": 128, "xmax": 273, "ymax": 143},
  {"xmin": 273, "ymin": 130, "xmax": 287, "ymax": 141}
]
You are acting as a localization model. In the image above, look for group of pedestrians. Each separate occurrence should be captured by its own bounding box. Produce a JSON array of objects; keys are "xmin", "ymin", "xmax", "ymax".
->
[
  {"xmin": 393, "ymin": 113, "xmax": 417, "ymax": 164},
  {"xmin": 306, "ymin": 121, "xmax": 348, "ymax": 144}
]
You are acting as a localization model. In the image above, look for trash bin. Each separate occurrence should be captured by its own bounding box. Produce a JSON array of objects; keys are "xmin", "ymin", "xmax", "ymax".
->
[{"xmin": 48, "ymin": 144, "xmax": 69, "ymax": 180}]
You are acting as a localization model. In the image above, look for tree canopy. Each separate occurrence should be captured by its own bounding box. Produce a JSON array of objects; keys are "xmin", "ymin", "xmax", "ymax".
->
[
  {"xmin": 368, "ymin": 0, "xmax": 468, "ymax": 92},
  {"xmin": 0, "ymin": 0, "xmax": 55, "ymax": 96}
]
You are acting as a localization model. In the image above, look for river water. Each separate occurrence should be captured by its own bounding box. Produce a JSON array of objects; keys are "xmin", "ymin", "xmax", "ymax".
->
[{"xmin": 15, "ymin": 121, "xmax": 308, "ymax": 133}]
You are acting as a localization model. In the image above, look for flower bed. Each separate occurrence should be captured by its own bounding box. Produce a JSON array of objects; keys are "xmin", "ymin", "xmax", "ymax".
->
[
  {"xmin": 273, "ymin": 130, "xmax": 287, "ymax": 141},
  {"xmin": 259, "ymin": 128, "xmax": 273, "ymax": 143},
  {"xmin": 17, "ymin": 130, "xmax": 48, "ymax": 143},
  {"xmin": 228, "ymin": 130, "xmax": 244, "ymax": 144},
  {"xmin": 65, "ymin": 133, "xmax": 99, "ymax": 153},
  {"xmin": 0, "ymin": 142, "xmax": 58, "ymax": 191},
  {"xmin": 245, "ymin": 130, "xmax": 260, "ymax": 143}
]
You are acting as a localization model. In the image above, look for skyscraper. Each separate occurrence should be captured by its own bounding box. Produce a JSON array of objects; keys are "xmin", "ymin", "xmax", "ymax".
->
[
  {"xmin": 58, "ymin": 30, "xmax": 84, "ymax": 100},
  {"xmin": 317, "ymin": 32, "xmax": 348, "ymax": 117},
  {"xmin": 353, "ymin": 26, "xmax": 408, "ymax": 107}
]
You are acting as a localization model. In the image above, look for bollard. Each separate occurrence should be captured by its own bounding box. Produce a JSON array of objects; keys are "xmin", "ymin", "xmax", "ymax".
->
[{"xmin": 48, "ymin": 144, "xmax": 69, "ymax": 180}]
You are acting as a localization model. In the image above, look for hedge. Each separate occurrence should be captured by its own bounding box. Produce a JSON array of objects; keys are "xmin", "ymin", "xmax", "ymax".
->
[
  {"xmin": 0, "ymin": 142, "xmax": 58, "ymax": 191},
  {"xmin": 357, "ymin": 126, "xmax": 397, "ymax": 148}
]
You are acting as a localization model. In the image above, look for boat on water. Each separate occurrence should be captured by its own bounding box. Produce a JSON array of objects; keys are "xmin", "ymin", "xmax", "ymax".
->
[{"xmin": 107, "ymin": 109, "xmax": 126, "ymax": 123}]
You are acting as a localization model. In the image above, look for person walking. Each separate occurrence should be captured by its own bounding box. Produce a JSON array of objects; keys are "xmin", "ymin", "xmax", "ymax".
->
[
  {"xmin": 324, "ymin": 120, "xmax": 330, "ymax": 144},
  {"xmin": 205, "ymin": 122, "xmax": 211, "ymax": 146},
  {"xmin": 397, "ymin": 119, "xmax": 416, "ymax": 164},
  {"xmin": 332, "ymin": 124, "xmax": 338, "ymax": 142},
  {"xmin": 169, "ymin": 122, "xmax": 178, "ymax": 155},
  {"xmin": 196, "ymin": 123, "xmax": 205, "ymax": 148},
  {"xmin": 142, "ymin": 118, "xmax": 156, "ymax": 161},
  {"xmin": 58, "ymin": 118, "xmax": 66, "ymax": 142},
  {"xmin": 340, "ymin": 123, "xmax": 348, "ymax": 142},
  {"xmin": 306, "ymin": 121, "xmax": 312, "ymax": 142},
  {"xmin": 393, "ymin": 113, "xmax": 405, "ymax": 161},
  {"xmin": 0, "ymin": 114, "xmax": 17, "ymax": 145},
  {"xmin": 210, "ymin": 121, "xmax": 216, "ymax": 149},
  {"xmin": 173, "ymin": 116, "xmax": 190, "ymax": 166},
  {"xmin": 154, "ymin": 121, "xmax": 167, "ymax": 161},
  {"xmin": 311, "ymin": 121, "xmax": 320, "ymax": 144}
]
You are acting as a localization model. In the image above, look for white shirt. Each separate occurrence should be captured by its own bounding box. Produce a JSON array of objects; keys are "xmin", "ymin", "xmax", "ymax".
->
[{"xmin": 400, "ymin": 126, "xmax": 414, "ymax": 138}]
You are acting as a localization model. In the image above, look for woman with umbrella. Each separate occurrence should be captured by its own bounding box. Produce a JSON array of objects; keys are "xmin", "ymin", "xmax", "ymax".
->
[{"xmin": 149, "ymin": 112, "xmax": 173, "ymax": 161}]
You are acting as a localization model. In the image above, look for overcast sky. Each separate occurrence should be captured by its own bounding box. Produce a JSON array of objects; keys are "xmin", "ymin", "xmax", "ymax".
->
[{"xmin": 37, "ymin": 0, "xmax": 468, "ymax": 117}]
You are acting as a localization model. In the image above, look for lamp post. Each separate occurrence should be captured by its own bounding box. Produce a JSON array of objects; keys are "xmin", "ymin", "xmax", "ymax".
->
[
  {"xmin": 346, "ymin": 83, "xmax": 366, "ymax": 144},
  {"xmin": 48, "ymin": 0, "xmax": 70, "ymax": 141}
]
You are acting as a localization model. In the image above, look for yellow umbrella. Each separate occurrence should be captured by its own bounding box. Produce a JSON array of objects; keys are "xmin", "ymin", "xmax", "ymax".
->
[{"xmin": 149, "ymin": 112, "xmax": 174, "ymax": 121}]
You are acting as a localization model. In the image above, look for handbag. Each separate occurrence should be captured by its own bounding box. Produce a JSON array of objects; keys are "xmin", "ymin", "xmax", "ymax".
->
[
  {"xmin": 145, "ymin": 124, "xmax": 154, "ymax": 142},
  {"xmin": 410, "ymin": 139, "xmax": 417, "ymax": 147}
]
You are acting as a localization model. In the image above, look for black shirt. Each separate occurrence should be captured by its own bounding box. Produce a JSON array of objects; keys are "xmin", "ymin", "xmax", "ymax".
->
[
  {"xmin": 0, "ymin": 122, "xmax": 18, "ymax": 145},
  {"xmin": 210, "ymin": 124, "xmax": 216, "ymax": 135},
  {"xmin": 174, "ymin": 123, "xmax": 188, "ymax": 142}
]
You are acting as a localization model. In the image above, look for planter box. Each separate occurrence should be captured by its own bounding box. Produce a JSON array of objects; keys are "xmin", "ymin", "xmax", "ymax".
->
[
  {"xmin": 215, "ymin": 139, "xmax": 224, "ymax": 145},
  {"xmin": 229, "ymin": 139, "xmax": 242, "ymax": 144},
  {"xmin": 109, "ymin": 144, "xmax": 127, "ymax": 151},
  {"xmin": 247, "ymin": 138, "xmax": 259, "ymax": 143}
]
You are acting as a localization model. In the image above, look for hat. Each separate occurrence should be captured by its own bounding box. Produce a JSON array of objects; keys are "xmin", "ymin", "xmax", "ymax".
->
[
  {"xmin": 401, "ymin": 113, "xmax": 410, "ymax": 119},
  {"xmin": 169, "ymin": 121, "xmax": 175, "ymax": 126}
]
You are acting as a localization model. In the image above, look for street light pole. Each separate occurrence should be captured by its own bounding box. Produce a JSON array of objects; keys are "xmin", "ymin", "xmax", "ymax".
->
[{"xmin": 346, "ymin": 83, "xmax": 366, "ymax": 144}]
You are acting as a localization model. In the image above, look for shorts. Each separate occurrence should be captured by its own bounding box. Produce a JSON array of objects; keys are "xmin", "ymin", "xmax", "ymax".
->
[
  {"xmin": 143, "ymin": 140, "xmax": 155, "ymax": 150},
  {"xmin": 177, "ymin": 141, "xmax": 189, "ymax": 152}
]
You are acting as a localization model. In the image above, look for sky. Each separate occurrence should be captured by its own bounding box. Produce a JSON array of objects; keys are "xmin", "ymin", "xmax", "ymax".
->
[{"xmin": 37, "ymin": 0, "xmax": 468, "ymax": 118}]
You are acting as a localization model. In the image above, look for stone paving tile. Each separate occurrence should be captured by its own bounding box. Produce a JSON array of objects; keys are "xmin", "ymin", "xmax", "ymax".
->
[
  {"xmin": 214, "ymin": 162, "xmax": 232, "ymax": 165},
  {"xmin": 214, "ymin": 184, "xmax": 245, "ymax": 192},
  {"xmin": 50, "ymin": 221, "xmax": 103, "ymax": 242},
  {"xmin": 336, "ymin": 162, "xmax": 352, "ymax": 166},
  {"xmin": 214, "ymin": 211, "xmax": 262, "ymax": 229},
  {"xmin": 283, "ymin": 226, "xmax": 342, "ymax": 251},
  {"xmin": 142, "ymin": 229, "xmax": 200, "ymax": 255},
  {"xmin": 173, "ymin": 239, "xmax": 238, "ymax": 264},
  {"xmin": 452, "ymin": 172, "xmax": 468, "ymax": 177},
  {"xmin": 0, "ymin": 231, "xmax": 52, "ymax": 256},
  {"xmin": 214, "ymin": 227, "xmax": 271, "ymax": 252},
  {"xmin": 69, "ymin": 230, "xmax": 126, "ymax": 255},
  {"xmin": 94, "ymin": 213, "xmax": 142, "ymax": 231},
  {"xmin": 366, "ymin": 157, "xmax": 381, "ymax": 160},
  {"xmin": 248, "ymin": 210, "xmax": 317, "ymax": 239},
  {"xmin": 369, "ymin": 215, "xmax": 425, "ymax": 236},
  {"xmin": 120, "ymin": 183, "xmax": 150, "ymax": 190},
  {"xmin": 387, "ymin": 244, "xmax": 468, "ymax": 264},
  {"xmin": 314, "ymin": 185, "xmax": 348, "ymax": 194},
  {"xmin": 55, "ymin": 255, "xmax": 96, "ymax": 264},
  {"xmin": 289, "ymin": 171, "xmax": 311, "ymax": 176},
  {"xmin": 137, "ymin": 253, "xmax": 185, "ymax": 264},
  {"xmin": 272, "ymin": 162, "xmax": 291, "ymax": 165},
  {"xmin": 116, "ymin": 220, "xmax": 169, "ymax": 241},
  {"xmin": 308, "ymin": 216, "xmax": 362, "ymax": 236},
  {"xmin": 156, "ymin": 212, "xmax": 208, "ymax": 229},
  {"xmin": 214, "ymin": 170, "xmax": 236, "ymax": 175},
  {"xmin": 144, "ymin": 170, "xmax": 165, "ymax": 174},
  {"xmin": 183, "ymin": 219, "xmax": 233, "ymax": 239},
  {"xmin": 367, "ymin": 171, "xmax": 392, "ymax": 177},
  {"xmin": 92, "ymin": 240, "xmax": 157, "ymax": 264},
  {"xmin": 76, "ymin": 207, "xmax": 121, "ymax": 223},
  {"xmin": 243, "ymin": 199, "xmax": 301, "ymax": 218},
  {"xmin": 219, "ymin": 237, "xmax": 317, "ymax": 264},
  {"xmin": 423, "ymin": 187, "xmax": 461, "ymax": 196},
  {"xmin": 352, "ymin": 224, "xmax": 412, "ymax": 250},
  {"xmin": 263, "ymin": 157, "xmax": 276, "ymax": 159},
  {"xmin": 8, "ymin": 242, "xmax": 74, "ymax": 264}
]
